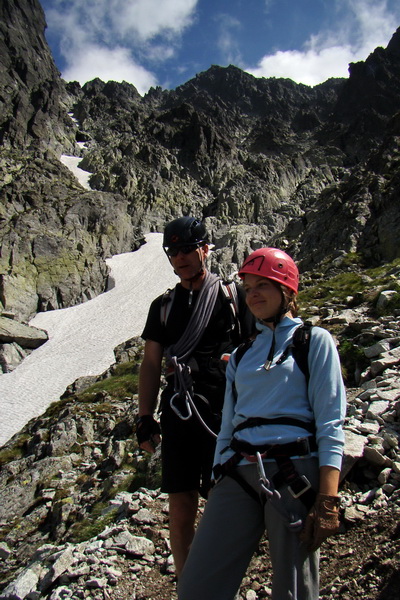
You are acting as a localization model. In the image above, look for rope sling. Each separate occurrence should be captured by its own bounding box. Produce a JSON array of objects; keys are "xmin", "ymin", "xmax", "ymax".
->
[{"xmin": 165, "ymin": 271, "xmax": 221, "ymax": 437}]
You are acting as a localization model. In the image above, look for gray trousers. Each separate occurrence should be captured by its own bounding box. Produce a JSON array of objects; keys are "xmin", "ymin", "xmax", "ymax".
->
[{"xmin": 178, "ymin": 457, "xmax": 320, "ymax": 600}]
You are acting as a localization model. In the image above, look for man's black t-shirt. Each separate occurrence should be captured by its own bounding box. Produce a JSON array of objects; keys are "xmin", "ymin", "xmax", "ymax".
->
[{"xmin": 142, "ymin": 280, "xmax": 253, "ymax": 412}]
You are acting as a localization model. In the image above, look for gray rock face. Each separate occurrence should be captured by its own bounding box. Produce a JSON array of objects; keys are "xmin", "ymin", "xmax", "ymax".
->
[
  {"xmin": 0, "ymin": 0, "xmax": 75, "ymax": 152},
  {"xmin": 0, "ymin": 316, "xmax": 47, "ymax": 348}
]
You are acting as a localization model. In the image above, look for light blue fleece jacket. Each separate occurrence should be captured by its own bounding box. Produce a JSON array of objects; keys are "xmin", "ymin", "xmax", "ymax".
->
[{"xmin": 214, "ymin": 317, "xmax": 346, "ymax": 470}]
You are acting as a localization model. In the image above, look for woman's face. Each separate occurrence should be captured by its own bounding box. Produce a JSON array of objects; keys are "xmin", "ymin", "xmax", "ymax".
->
[{"xmin": 243, "ymin": 273, "xmax": 284, "ymax": 323}]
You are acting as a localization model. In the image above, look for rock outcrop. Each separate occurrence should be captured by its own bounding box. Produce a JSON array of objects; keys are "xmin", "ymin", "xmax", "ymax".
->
[
  {"xmin": 0, "ymin": 0, "xmax": 139, "ymax": 324},
  {"xmin": 1, "ymin": 0, "xmax": 400, "ymax": 327}
]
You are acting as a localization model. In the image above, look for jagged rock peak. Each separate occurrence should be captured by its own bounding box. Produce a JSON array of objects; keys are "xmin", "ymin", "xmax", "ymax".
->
[{"xmin": 0, "ymin": 0, "xmax": 75, "ymax": 152}]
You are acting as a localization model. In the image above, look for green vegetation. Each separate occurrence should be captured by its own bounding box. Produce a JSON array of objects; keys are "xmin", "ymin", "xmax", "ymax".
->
[
  {"xmin": 299, "ymin": 257, "xmax": 400, "ymax": 310},
  {"xmin": 68, "ymin": 506, "xmax": 118, "ymax": 543},
  {"xmin": 77, "ymin": 362, "xmax": 139, "ymax": 402},
  {"xmin": 299, "ymin": 271, "xmax": 364, "ymax": 306},
  {"xmin": 0, "ymin": 434, "xmax": 30, "ymax": 468},
  {"xmin": 338, "ymin": 338, "xmax": 370, "ymax": 381}
]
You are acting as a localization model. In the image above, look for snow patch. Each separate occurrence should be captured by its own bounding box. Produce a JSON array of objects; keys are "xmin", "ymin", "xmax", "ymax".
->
[
  {"xmin": 0, "ymin": 233, "xmax": 177, "ymax": 447},
  {"xmin": 60, "ymin": 155, "xmax": 92, "ymax": 190}
]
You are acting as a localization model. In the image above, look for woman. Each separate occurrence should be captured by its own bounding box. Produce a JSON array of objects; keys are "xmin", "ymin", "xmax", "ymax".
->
[{"xmin": 178, "ymin": 247, "xmax": 346, "ymax": 600}]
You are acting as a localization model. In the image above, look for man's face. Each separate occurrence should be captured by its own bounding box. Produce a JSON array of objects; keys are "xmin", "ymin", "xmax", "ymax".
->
[{"xmin": 169, "ymin": 244, "xmax": 209, "ymax": 281}]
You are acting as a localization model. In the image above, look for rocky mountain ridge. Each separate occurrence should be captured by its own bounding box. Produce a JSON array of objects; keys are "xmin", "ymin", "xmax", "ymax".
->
[{"xmin": 1, "ymin": 0, "xmax": 400, "ymax": 328}]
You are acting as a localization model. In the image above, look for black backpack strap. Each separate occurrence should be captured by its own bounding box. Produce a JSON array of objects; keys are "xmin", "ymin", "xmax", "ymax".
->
[
  {"xmin": 234, "ymin": 338, "xmax": 255, "ymax": 367},
  {"xmin": 232, "ymin": 338, "xmax": 255, "ymax": 401},
  {"xmin": 292, "ymin": 322, "xmax": 312, "ymax": 383},
  {"xmin": 232, "ymin": 323, "xmax": 313, "ymax": 402},
  {"xmin": 234, "ymin": 324, "xmax": 312, "ymax": 374}
]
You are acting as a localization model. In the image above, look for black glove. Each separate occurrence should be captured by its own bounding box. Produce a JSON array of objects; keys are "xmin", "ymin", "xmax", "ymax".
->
[
  {"xmin": 135, "ymin": 415, "xmax": 161, "ymax": 446},
  {"xmin": 300, "ymin": 493, "xmax": 340, "ymax": 552}
]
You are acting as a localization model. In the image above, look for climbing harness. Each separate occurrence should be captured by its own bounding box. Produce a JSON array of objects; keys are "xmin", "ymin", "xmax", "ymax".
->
[
  {"xmin": 213, "ymin": 319, "xmax": 317, "ymax": 528},
  {"xmin": 214, "ymin": 436, "xmax": 316, "ymax": 529}
]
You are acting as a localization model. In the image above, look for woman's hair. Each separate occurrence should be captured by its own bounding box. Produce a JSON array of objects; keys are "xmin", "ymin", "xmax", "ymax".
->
[{"xmin": 280, "ymin": 284, "xmax": 299, "ymax": 317}]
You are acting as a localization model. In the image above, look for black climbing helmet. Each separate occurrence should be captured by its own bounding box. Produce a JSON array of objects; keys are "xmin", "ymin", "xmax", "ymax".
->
[{"xmin": 163, "ymin": 217, "xmax": 208, "ymax": 252}]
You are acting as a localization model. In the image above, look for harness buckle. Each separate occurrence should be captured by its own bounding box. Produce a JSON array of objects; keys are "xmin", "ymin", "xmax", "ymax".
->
[{"xmin": 288, "ymin": 474, "xmax": 312, "ymax": 499}]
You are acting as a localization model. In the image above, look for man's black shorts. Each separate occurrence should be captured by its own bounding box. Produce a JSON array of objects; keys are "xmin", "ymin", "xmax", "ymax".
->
[{"xmin": 160, "ymin": 393, "xmax": 220, "ymax": 498}]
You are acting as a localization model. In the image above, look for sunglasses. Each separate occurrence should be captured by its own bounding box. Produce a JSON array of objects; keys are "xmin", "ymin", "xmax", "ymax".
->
[{"xmin": 165, "ymin": 244, "xmax": 201, "ymax": 257}]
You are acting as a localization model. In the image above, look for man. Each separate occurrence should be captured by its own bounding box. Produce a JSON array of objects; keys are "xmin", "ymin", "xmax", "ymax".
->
[{"xmin": 136, "ymin": 216, "xmax": 254, "ymax": 577}]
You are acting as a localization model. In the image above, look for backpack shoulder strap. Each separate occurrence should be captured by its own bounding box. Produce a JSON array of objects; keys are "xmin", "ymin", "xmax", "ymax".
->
[
  {"xmin": 220, "ymin": 280, "xmax": 241, "ymax": 336},
  {"xmin": 234, "ymin": 338, "xmax": 255, "ymax": 368},
  {"xmin": 235, "ymin": 324, "xmax": 312, "ymax": 378},
  {"xmin": 220, "ymin": 280, "xmax": 239, "ymax": 315},
  {"xmin": 232, "ymin": 338, "xmax": 254, "ymax": 401},
  {"xmin": 291, "ymin": 322, "xmax": 312, "ymax": 383},
  {"xmin": 160, "ymin": 287, "xmax": 175, "ymax": 326}
]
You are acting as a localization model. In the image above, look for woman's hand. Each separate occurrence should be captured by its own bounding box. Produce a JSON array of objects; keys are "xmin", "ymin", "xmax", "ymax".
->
[{"xmin": 300, "ymin": 493, "xmax": 340, "ymax": 551}]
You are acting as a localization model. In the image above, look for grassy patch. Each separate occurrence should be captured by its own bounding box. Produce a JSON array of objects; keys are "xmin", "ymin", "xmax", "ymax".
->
[
  {"xmin": 0, "ymin": 434, "xmax": 31, "ymax": 468},
  {"xmin": 68, "ymin": 507, "xmax": 118, "ymax": 543},
  {"xmin": 0, "ymin": 446, "xmax": 24, "ymax": 467},
  {"xmin": 299, "ymin": 271, "xmax": 365, "ymax": 306},
  {"xmin": 77, "ymin": 363, "xmax": 139, "ymax": 402},
  {"xmin": 299, "ymin": 257, "xmax": 400, "ymax": 309},
  {"xmin": 338, "ymin": 338, "xmax": 370, "ymax": 383}
]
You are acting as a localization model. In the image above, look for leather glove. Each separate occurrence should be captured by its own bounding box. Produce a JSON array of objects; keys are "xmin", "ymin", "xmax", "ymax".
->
[
  {"xmin": 300, "ymin": 493, "xmax": 340, "ymax": 552},
  {"xmin": 135, "ymin": 415, "xmax": 161, "ymax": 447}
]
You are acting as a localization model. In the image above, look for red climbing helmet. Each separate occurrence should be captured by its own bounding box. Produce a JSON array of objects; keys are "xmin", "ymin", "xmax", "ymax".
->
[{"xmin": 238, "ymin": 247, "xmax": 299, "ymax": 294}]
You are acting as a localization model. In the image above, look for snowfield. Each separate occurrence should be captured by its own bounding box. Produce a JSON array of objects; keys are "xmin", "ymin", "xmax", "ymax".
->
[{"xmin": 0, "ymin": 233, "xmax": 177, "ymax": 447}]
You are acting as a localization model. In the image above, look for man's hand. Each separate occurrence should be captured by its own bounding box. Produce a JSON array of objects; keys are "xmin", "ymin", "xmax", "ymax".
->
[
  {"xmin": 135, "ymin": 415, "xmax": 161, "ymax": 453},
  {"xmin": 300, "ymin": 493, "xmax": 340, "ymax": 552}
]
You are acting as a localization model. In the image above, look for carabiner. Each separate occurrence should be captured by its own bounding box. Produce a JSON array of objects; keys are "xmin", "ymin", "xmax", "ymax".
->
[
  {"xmin": 169, "ymin": 392, "xmax": 192, "ymax": 420},
  {"xmin": 256, "ymin": 452, "xmax": 277, "ymax": 498}
]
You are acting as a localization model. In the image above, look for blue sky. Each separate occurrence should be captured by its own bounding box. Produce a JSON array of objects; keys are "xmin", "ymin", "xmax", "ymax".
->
[{"xmin": 41, "ymin": 0, "xmax": 400, "ymax": 95}]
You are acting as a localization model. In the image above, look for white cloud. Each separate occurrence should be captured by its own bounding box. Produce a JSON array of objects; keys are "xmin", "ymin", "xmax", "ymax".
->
[
  {"xmin": 62, "ymin": 45, "xmax": 157, "ymax": 95},
  {"xmin": 250, "ymin": 45, "xmax": 354, "ymax": 85},
  {"xmin": 45, "ymin": 0, "xmax": 199, "ymax": 92},
  {"xmin": 247, "ymin": 0, "xmax": 400, "ymax": 85},
  {"xmin": 108, "ymin": 0, "xmax": 198, "ymax": 42}
]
